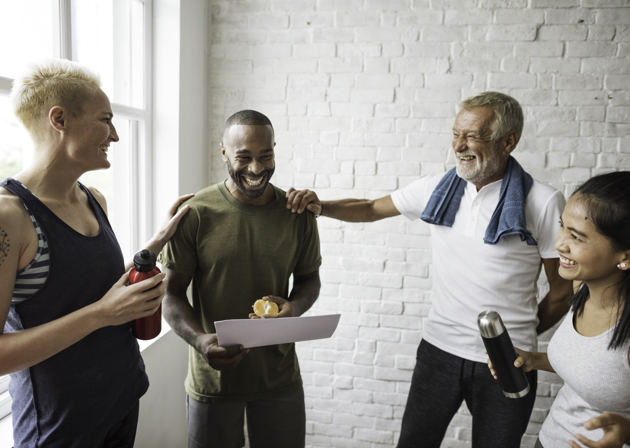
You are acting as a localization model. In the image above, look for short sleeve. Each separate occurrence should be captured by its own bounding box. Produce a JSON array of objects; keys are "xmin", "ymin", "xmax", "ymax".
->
[
  {"xmin": 158, "ymin": 205, "xmax": 200, "ymax": 277},
  {"xmin": 293, "ymin": 214, "xmax": 322, "ymax": 276},
  {"xmin": 535, "ymin": 190, "xmax": 566, "ymax": 259},
  {"xmin": 390, "ymin": 174, "xmax": 442, "ymax": 221}
]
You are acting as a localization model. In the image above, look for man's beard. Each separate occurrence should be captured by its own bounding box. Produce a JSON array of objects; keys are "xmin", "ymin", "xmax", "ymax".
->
[
  {"xmin": 226, "ymin": 160, "xmax": 275, "ymax": 199},
  {"xmin": 456, "ymin": 146, "xmax": 504, "ymax": 185}
]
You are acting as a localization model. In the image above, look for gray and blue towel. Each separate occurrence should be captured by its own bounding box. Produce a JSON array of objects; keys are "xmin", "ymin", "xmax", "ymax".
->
[{"xmin": 420, "ymin": 156, "xmax": 536, "ymax": 246}]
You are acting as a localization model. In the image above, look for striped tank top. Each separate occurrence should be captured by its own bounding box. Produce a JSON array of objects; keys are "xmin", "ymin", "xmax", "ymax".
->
[{"xmin": 12, "ymin": 181, "xmax": 50, "ymax": 303}]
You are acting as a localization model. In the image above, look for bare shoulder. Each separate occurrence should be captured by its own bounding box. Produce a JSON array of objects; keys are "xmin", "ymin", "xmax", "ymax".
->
[
  {"xmin": 0, "ymin": 187, "xmax": 31, "ymax": 229},
  {"xmin": 85, "ymin": 186, "xmax": 108, "ymax": 215},
  {"xmin": 0, "ymin": 187, "xmax": 33, "ymax": 269}
]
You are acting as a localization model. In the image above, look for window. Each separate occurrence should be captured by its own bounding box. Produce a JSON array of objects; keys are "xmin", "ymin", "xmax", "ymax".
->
[{"xmin": 0, "ymin": 0, "xmax": 152, "ymax": 422}]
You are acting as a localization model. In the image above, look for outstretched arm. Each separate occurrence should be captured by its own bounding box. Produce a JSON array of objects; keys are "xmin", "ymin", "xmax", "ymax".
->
[
  {"xmin": 537, "ymin": 258, "xmax": 573, "ymax": 334},
  {"xmin": 89, "ymin": 188, "xmax": 194, "ymax": 271},
  {"xmin": 487, "ymin": 347, "xmax": 555, "ymax": 380},
  {"xmin": 286, "ymin": 188, "xmax": 400, "ymax": 223},
  {"xmin": 162, "ymin": 268, "xmax": 248, "ymax": 370},
  {"xmin": 126, "ymin": 194, "xmax": 194, "ymax": 271}
]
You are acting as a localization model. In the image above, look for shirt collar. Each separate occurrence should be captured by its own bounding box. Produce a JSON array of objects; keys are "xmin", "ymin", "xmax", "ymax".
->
[{"xmin": 466, "ymin": 178, "xmax": 503, "ymax": 197}]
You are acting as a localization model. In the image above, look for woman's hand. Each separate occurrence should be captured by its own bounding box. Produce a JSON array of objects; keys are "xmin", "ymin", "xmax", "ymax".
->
[
  {"xmin": 154, "ymin": 193, "xmax": 195, "ymax": 246},
  {"xmin": 131, "ymin": 194, "xmax": 194, "ymax": 269},
  {"xmin": 92, "ymin": 270, "xmax": 167, "ymax": 327},
  {"xmin": 569, "ymin": 413, "xmax": 630, "ymax": 448},
  {"xmin": 487, "ymin": 347, "xmax": 538, "ymax": 380}
]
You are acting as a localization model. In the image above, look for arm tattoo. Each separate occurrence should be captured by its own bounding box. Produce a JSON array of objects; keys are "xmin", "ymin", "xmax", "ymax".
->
[{"xmin": 0, "ymin": 227, "xmax": 10, "ymax": 267}]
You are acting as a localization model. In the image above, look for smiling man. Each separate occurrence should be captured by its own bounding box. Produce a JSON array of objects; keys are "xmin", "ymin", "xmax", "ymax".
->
[
  {"xmin": 160, "ymin": 110, "xmax": 322, "ymax": 448},
  {"xmin": 286, "ymin": 92, "xmax": 574, "ymax": 448}
]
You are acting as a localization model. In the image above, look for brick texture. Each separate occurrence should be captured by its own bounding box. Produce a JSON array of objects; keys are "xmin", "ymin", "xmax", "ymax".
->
[{"xmin": 207, "ymin": 1, "xmax": 630, "ymax": 447}]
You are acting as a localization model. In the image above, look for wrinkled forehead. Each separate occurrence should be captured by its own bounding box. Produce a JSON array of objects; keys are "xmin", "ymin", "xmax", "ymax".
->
[{"xmin": 453, "ymin": 106, "xmax": 496, "ymax": 134}]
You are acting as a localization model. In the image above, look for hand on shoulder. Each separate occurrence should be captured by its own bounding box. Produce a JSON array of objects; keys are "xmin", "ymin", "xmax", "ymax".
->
[{"xmin": 286, "ymin": 188, "xmax": 322, "ymax": 216}]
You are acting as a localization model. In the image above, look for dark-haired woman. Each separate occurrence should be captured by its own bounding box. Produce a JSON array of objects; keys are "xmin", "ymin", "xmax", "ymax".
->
[{"xmin": 489, "ymin": 171, "xmax": 630, "ymax": 448}]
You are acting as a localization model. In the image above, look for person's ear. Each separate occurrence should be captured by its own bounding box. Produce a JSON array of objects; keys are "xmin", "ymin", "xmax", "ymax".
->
[
  {"xmin": 503, "ymin": 130, "xmax": 518, "ymax": 155},
  {"xmin": 617, "ymin": 252, "xmax": 630, "ymax": 271},
  {"xmin": 49, "ymin": 106, "xmax": 66, "ymax": 135},
  {"xmin": 221, "ymin": 143, "xmax": 228, "ymax": 163}
]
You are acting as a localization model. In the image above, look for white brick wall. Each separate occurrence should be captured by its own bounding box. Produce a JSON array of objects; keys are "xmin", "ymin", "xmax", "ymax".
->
[{"xmin": 207, "ymin": 1, "xmax": 630, "ymax": 446}]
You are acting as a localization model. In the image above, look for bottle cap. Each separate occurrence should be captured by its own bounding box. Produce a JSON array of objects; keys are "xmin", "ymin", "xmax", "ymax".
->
[
  {"xmin": 477, "ymin": 310, "xmax": 506, "ymax": 338},
  {"xmin": 133, "ymin": 249, "xmax": 157, "ymax": 272}
]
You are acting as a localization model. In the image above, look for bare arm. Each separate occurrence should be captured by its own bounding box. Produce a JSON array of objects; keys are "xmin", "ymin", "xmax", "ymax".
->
[
  {"xmin": 536, "ymin": 258, "xmax": 573, "ymax": 335},
  {"xmin": 0, "ymin": 194, "xmax": 166, "ymax": 375},
  {"xmin": 127, "ymin": 194, "xmax": 195, "ymax": 271},
  {"xmin": 162, "ymin": 268, "xmax": 248, "ymax": 370},
  {"xmin": 89, "ymin": 187, "xmax": 194, "ymax": 271},
  {"xmin": 0, "ymin": 271, "xmax": 166, "ymax": 376},
  {"xmin": 488, "ymin": 347, "xmax": 554, "ymax": 379},
  {"xmin": 286, "ymin": 188, "xmax": 400, "ymax": 223},
  {"xmin": 286, "ymin": 270, "xmax": 321, "ymax": 317}
]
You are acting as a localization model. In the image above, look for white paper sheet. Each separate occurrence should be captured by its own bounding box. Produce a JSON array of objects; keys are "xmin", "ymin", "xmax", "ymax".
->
[{"xmin": 215, "ymin": 314, "xmax": 341, "ymax": 349}]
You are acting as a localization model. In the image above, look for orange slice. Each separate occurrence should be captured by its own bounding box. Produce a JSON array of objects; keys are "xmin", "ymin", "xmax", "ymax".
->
[{"xmin": 253, "ymin": 299, "xmax": 279, "ymax": 317}]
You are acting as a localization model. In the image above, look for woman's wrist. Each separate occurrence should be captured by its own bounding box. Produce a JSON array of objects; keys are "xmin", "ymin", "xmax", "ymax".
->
[{"xmin": 145, "ymin": 234, "xmax": 166, "ymax": 254}]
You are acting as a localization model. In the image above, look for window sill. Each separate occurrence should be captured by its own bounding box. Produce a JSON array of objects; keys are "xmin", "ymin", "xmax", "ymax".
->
[
  {"xmin": 0, "ymin": 324, "xmax": 173, "ymax": 448},
  {"xmin": 0, "ymin": 413, "xmax": 11, "ymax": 448}
]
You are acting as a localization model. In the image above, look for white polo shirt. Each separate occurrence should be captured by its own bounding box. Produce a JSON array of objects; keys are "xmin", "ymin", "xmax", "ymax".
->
[{"xmin": 391, "ymin": 173, "xmax": 565, "ymax": 363}]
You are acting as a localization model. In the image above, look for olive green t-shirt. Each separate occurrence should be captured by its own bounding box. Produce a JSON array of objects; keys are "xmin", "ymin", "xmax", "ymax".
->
[{"xmin": 159, "ymin": 182, "xmax": 322, "ymax": 402}]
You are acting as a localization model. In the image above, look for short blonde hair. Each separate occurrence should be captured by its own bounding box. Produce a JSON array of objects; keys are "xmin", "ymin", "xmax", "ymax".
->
[
  {"xmin": 459, "ymin": 91, "xmax": 523, "ymax": 144},
  {"xmin": 11, "ymin": 59, "xmax": 101, "ymax": 137}
]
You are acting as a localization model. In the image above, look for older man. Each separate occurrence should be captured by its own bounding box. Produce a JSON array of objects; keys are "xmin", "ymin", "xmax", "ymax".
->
[
  {"xmin": 287, "ymin": 92, "xmax": 573, "ymax": 448},
  {"xmin": 160, "ymin": 110, "xmax": 322, "ymax": 448}
]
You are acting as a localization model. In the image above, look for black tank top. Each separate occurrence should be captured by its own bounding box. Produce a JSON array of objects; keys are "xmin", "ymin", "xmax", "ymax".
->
[{"xmin": 1, "ymin": 178, "xmax": 149, "ymax": 448}]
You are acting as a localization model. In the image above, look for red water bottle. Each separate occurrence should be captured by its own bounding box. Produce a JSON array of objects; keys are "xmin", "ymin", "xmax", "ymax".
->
[{"xmin": 129, "ymin": 249, "xmax": 162, "ymax": 340}]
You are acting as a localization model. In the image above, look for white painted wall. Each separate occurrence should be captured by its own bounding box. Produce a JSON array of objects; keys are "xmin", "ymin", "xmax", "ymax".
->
[
  {"xmin": 135, "ymin": 0, "xmax": 210, "ymax": 445},
  {"xmin": 205, "ymin": 1, "xmax": 630, "ymax": 447},
  {"xmin": 136, "ymin": 330, "xmax": 189, "ymax": 448},
  {"xmin": 153, "ymin": 0, "xmax": 209, "ymax": 230}
]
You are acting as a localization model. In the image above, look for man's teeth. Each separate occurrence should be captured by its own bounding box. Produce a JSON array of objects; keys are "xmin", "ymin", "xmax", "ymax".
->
[
  {"xmin": 100, "ymin": 145, "xmax": 108, "ymax": 152},
  {"xmin": 560, "ymin": 256, "xmax": 576, "ymax": 266},
  {"xmin": 244, "ymin": 177, "xmax": 263, "ymax": 186},
  {"xmin": 459, "ymin": 155, "xmax": 475, "ymax": 160}
]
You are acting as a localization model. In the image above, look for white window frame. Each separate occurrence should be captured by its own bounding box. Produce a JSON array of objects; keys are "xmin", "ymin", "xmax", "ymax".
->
[{"xmin": 0, "ymin": 0, "xmax": 153, "ymax": 424}]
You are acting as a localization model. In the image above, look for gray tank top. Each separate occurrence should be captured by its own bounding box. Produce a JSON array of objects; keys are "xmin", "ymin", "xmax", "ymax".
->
[{"xmin": 540, "ymin": 309, "xmax": 630, "ymax": 447}]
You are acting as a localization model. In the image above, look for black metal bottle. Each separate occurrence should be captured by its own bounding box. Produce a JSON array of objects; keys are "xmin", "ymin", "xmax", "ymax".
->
[{"xmin": 478, "ymin": 310, "xmax": 530, "ymax": 398}]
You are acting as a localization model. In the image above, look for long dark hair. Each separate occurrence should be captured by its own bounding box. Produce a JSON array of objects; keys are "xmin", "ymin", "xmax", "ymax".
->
[{"xmin": 569, "ymin": 171, "xmax": 630, "ymax": 350}]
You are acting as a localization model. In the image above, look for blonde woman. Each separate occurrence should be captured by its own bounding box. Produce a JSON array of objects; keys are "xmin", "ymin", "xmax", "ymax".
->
[{"xmin": 0, "ymin": 59, "xmax": 194, "ymax": 448}]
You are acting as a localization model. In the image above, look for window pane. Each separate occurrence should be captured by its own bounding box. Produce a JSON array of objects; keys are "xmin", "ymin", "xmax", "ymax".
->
[
  {"xmin": 71, "ymin": 0, "xmax": 145, "ymax": 108},
  {"xmin": 79, "ymin": 117, "xmax": 133, "ymax": 260},
  {"xmin": 0, "ymin": 1, "xmax": 54, "ymax": 79},
  {"xmin": 0, "ymin": 95, "xmax": 33, "ymax": 181}
]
